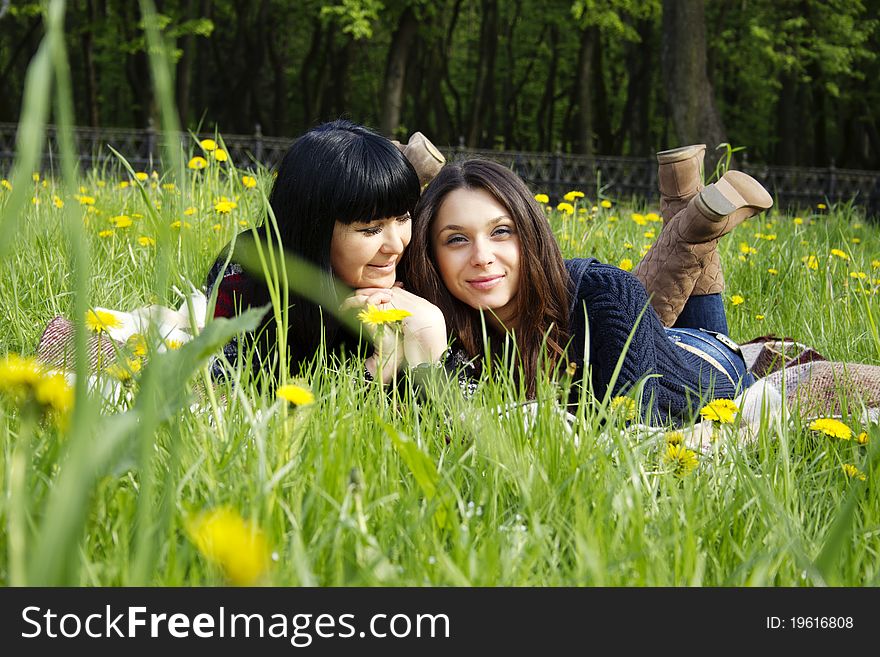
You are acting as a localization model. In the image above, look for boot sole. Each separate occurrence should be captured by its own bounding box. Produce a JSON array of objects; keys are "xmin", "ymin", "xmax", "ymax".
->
[{"xmin": 696, "ymin": 170, "xmax": 773, "ymax": 221}]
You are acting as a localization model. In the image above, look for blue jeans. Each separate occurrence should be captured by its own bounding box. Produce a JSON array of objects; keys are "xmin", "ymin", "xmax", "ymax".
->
[
  {"xmin": 668, "ymin": 293, "xmax": 755, "ymax": 391},
  {"xmin": 674, "ymin": 293, "xmax": 728, "ymax": 334}
]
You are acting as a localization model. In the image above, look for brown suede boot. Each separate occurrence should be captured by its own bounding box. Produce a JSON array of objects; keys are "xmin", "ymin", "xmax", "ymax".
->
[
  {"xmin": 635, "ymin": 170, "xmax": 773, "ymax": 326},
  {"xmin": 656, "ymin": 144, "xmax": 725, "ymax": 296},
  {"xmin": 657, "ymin": 143, "xmax": 706, "ymax": 221},
  {"xmin": 391, "ymin": 132, "xmax": 446, "ymax": 187}
]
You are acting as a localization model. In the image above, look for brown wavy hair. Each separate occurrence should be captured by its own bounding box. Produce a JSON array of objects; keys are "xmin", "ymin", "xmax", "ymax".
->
[{"xmin": 402, "ymin": 159, "xmax": 571, "ymax": 396}]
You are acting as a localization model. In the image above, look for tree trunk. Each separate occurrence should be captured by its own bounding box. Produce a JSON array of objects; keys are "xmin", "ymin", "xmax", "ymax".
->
[
  {"xmin": 380, "ymin": 6, "xmax": 419, "ymax": 138},
  {"xmin": 80, "ymin": 0, "xmax": 100, "ymax": 126},
  {"xmin": 176, "ymin": 0, "xmax": 196, "ymax": 129},
  {"xmin": 774, "ymin": 72, "xmax": 798, "ymax": 165},
  {"xmin": 660, "ymin": 0, "xmax": 727, "ymax": 156},
  {"xmin": 466, "ymin": 0, "xmax": 498, "ymax": 147},
  {"xmin": 616, "ymin": 19, "xmax": 653, "ymax": 155},
  {"xmin": 593, "ymin": 30, "xmax": 612, "ymax": 153},
  {"xmin": 574, "ymin": 26, "xmax": 594, "ymax": 155}
]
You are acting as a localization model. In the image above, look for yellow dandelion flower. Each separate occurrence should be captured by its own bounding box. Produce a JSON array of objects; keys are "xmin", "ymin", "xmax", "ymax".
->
[
  {"xmin": 857, "ymin": 431, "xmax": 868, "ymax": 446},
  {"xmin": 357, "ymin": 305, "xmax": 412, "ymax": 327},
  {"xmin": 700, "ymin": 399, "xmax": 739, "ymax": 424},
  {"xmin": 213, "ymin": 148, "xmax": 228, "ymax": 162},
  {"xmin": 183, "ymin": 206, "xmax": 197, "ymax": 216},
  {"xmin": 32, "ymin": 173, "xmax": 40, "ymax": 182},
  {"xmin": 851, "ymin": 237, "xmax": 861, "ymax": 244},
  {"xmin": 730, "ymin": 294, "xmax": 744, "ymax": 306},
  {"xmin": 663, "ymin": 443, "xmax": 698, "ymax": 477},
  {"xmin": 242, "ymin": 175, "xmax": 257, "ymax": 189},
  {"xmin": 817, "ymin": 203, "xmax": 827, "ymax": 210},
  {"xmin": 77, "ymin": 195, "xmax": 96, "ymax": 205},
  {"xmin": 793, "ymin": 217, "xmax": 803, "ymax": 225},
  {"xmin": 277, "ymin": 384, "xmax": 316, "ymax": 406},
  {"xmin": 85, "ymin": 309, "xmax": 123, "ymax": 333},
  {"xmin": 214, "ymin": 200, "xmax": 237, "ymax": 213},
  {"xmin": 871, "ymin": 260, "xmax": 880, "ymax": 269},
  {"xmin": 1, "ymin": 179, "xmax": 12, "ymax": 190},
  {"xmin": 109, "ymin": 215, "xmax": 132, "ymax": 228},
  {"xmin": 618, "ymin": 258, "xmax": 633, "ymax": 272},
  {"xmin": 608, "ymin": 215, "xmax": 619, "ymax": 222},
  {"xmin": 52, "ymin": 195, "xmax": 64, "ymax": 209},
  {"xmin": 188, "ymin": 156, "xmax": 208, "ymax": 170},
  {"xmin": 842, "ymin": 464, "xmax": 866, "ymax": 481},
  {"xmin": 803, "ymin": 255, "xmax": 819, "ymax": 270},
  {"xmin": 199, "ymin": 138, "xmax": 217, "ymax": 152},
  {"xmin": 238, "ymin": 220, "xmax": 249, "ymax": 228},
  {"xmin": 31, "ymin": 197, "xmax": 40, "ymax": 206},
  {"xmin": 186, "ymin": 507, "xmax": 270, "ymax": 586},
  {"xmin": 665, "ymin": 431, "xmax": 684, "ymax": 446},
  {"xmin": 162, "ymin": 183, "xmax": 176, "ymax": 191},
  {"xmin": 763, "ymin": 234, "xmax": 777, "ymax": 241},
  {"xmin": 212, "ymin": 223, "xmax": 223, "ymax": 231},
  {"xmin": 0, "ymin": 354, "xmax": 43, "ymax": 398},
  {"xmin": 739, "ymin": 242, "xmax": 757, "ymax": 255},
  {"xmin": 164, "ymin": 339, "xmax": 184, "ymax": 351},
  {"xmin": 768, "ymin": 268, "xmax": 778, "ymax": 275},
  {"xmin": 850, "ymin": 272, "xmax": 867, "ymax": 280},
  {"xmin": 118, "ymin": 180, "xmax": 129, "ymax": 189},
  {"xmin": 134, "ymin": 172, "xmax": 149, "ymax": 182},
  {"xmin": 170, "ymin": 220, "xmax": 192, "ymax": 230},
  {"xmin": 830, "ymin": 249, "xmax": 849, "ymax": 260},
  {"xmin": 105, "ymin": 358, "xmax": 141, "ymax": 382},
  {"xmin": 126, "ymin": 334, "xmax": 148, "ymax": 357},
  {"xmin": 97, "ymin": 229, "xmax": 114, "ymax": 238},
  {"xmin": 645, "ymin": 212, "xmax": 661, "ymax": 223},
  {"xmin": 34, "ymin": 374, "xmax": 74, "ymax": 416},
  {"xmin": 137, "ymin": 236, "xmax": 155, "ymax": 247},
  {"xmin": 563, "ymin": 191, "xmax": 584, "ymax": 202},
  {"xmin": 755, "ymin": 314, "xmax": 765, "ymax": 321},
  {"xmin": 600, "ymin": 199, "xmax": 612, "ymax": 209},
  {"xmin": 630, "ymin": 213, "xmax": 646, "ymax": 226},
  {"xmin": 643, "ymin": 230, "xmax": 656, "ymax": 239},
  {"xmin": 808, "ymin": 417, "xmax": 852, "ymax": 440},
  {"xmin": 610, "ymin": 395, "xmax": 636, "ymax": 420}
]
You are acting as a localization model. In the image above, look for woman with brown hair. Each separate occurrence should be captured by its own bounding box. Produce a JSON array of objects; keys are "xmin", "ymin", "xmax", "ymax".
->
[{"xmin": 391, "ymin": 158, "xmax": 773, "ymax": 422}]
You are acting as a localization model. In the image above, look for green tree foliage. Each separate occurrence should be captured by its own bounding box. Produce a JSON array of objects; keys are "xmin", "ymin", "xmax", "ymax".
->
[{"xmin": 0, "ymin": 0, "xmax": 878, "ymax": 167}]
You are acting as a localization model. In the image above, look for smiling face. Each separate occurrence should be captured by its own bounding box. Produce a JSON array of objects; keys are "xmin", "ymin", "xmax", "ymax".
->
[
  {"xmin": 431, "ymin": 187, "xmax": 521, "ymax": 328},
  {"xmin": 330, "ymin": 212, "xmax": 412, "ymax": 288}
]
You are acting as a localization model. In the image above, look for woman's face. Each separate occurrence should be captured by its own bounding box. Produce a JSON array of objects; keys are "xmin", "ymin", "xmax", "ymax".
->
[
  {"xmin": 431, "ymin": 187, "xmax": 521, "ymax": 328},
  {"xmin": 330, "ymin": 213, "xmax": 412, "ymax": 288}
]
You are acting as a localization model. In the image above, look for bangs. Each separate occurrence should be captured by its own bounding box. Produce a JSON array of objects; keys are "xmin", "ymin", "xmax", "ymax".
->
[{"xmin": 319, "ymin": 138, "xmax": 421, "ymax": 225}]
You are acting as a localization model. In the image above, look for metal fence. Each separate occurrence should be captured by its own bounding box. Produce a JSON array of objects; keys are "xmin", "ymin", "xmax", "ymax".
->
[{"xmin": 3, "ymin": 122, "xmax": 879, "ymax": 217}]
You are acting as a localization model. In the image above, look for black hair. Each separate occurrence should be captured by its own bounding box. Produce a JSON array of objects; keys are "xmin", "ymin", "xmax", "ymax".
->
[{"xmin": 248, "ymin": 119, "xmax": 421, "ymax": 374}]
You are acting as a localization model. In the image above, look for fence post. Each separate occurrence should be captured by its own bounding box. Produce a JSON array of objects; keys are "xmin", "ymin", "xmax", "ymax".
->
[
  {"xmin": 828, "ymin": 158, "xmax": 836, "ymax": 203},
  {"xmin": 145, "ymin": 117, "xmax": 157, "ymax": 169},
  {"xmin": 254, "ymin": 123, "xmax": 263, "ymax": 165},
  {"xmin": 552, "ymin": 142, "xmax": 562, "ymax": 197}
]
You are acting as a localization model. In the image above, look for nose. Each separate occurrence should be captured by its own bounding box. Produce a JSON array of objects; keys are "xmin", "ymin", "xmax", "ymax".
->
[
  {"xmin": 380, "ymin": 221, "xmax": 407, "ymax": 255},
  {"xmin": 470, "ymin": 237, "xmax": 495, "ymax": 268}
]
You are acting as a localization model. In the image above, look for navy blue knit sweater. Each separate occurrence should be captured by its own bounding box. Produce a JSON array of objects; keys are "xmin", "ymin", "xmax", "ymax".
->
[{"xmin": 565, "ymin": 258, "xmax": 736, "ymax": 422}]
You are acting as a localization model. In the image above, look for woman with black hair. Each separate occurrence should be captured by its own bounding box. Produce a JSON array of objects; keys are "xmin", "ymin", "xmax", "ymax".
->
[{"xmin": 205, "ymin": 119, "xmax": 447, "ymax": 382}]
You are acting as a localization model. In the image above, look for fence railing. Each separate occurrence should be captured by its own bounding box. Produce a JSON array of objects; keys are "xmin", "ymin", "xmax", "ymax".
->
[{"xmin": 2, "ymin": 122, "xmax": 879, "ymax": 216}]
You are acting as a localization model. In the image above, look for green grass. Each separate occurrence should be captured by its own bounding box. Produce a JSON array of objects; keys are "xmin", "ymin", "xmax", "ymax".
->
[
  {"xmin": 0, "ymin": 0, "xmax": 878, "ymax": 586},
  {"xmin": 1, "ymin": 159, "xmax": 879, "ymax": 586}
]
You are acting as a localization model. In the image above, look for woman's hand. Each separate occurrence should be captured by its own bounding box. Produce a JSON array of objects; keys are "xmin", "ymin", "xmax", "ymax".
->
[{"xmin": 344, "ymin": 286, "xmax": 448, "ymax": 375}]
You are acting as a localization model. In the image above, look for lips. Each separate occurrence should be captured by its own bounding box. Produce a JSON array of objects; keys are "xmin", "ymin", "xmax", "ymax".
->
[
  {"xmin": 367, "ymin": 261, "xmax": 396, "ymax": 272},
  {"xmin": 467, "ymin": 274, "xmax": 504, "ymax": 290}
]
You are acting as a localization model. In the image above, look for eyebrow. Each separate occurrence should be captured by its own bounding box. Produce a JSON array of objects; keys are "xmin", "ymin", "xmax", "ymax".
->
[{"xmin": 436, "ymin": 215, "xmax": 510, "ymax": 233}]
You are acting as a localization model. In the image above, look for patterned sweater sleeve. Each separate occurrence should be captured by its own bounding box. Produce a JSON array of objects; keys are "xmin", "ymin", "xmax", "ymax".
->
[{"xmin": 571, "ymin": 262, "xmax": 736, "ymax": 421}]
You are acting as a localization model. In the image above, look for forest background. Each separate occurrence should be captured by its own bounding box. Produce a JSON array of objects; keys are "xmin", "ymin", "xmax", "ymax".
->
[{"xmin": 1, "ymin": 0, "xmax": 878, "ymax": 169}]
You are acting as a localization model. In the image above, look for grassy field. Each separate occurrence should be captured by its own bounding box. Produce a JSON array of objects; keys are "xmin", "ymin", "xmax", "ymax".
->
[{"xmin": 1, "ymin": 150, "xmax": 878, "ymax": 587}]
